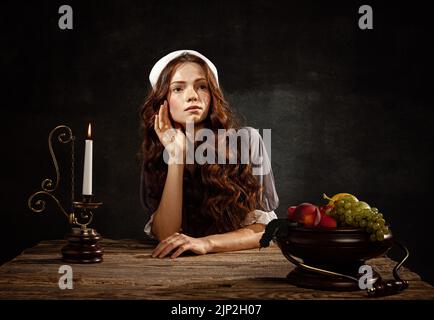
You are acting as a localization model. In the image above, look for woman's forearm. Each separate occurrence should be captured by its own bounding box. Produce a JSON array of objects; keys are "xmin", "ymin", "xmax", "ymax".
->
[
  {"xmin": 152, "ymin": 164, "xmax": 184, "ymax": 240},
  {"xmin": 202, "ymin": 223, "xmax": 266, "ymax": 253}
]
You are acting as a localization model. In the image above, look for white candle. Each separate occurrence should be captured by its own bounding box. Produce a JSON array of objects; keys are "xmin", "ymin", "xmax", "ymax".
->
[{"xmin": 82, "ymin": 123, "xmax": 93, "ymax": 195}]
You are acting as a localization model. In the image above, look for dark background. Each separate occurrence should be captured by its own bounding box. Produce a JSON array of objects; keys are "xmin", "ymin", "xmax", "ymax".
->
[{"xmin": 1, "ymin": 0, "xmax": 433, "ymax": 285}]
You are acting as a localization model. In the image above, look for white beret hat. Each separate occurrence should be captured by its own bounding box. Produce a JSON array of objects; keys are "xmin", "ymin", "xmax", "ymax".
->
[{"xmin": 149, "ymin": 49, "xmax": 219, "ymax": 89}]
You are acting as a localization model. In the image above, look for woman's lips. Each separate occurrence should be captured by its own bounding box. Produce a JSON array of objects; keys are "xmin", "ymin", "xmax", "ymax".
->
[{"xmin": 185, "ymin": 106, "xmax": 201, "ymax": 112}]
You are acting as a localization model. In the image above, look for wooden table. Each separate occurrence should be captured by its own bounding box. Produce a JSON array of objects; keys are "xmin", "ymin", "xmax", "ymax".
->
[{"xmin": 1, "ymin": 239, "xmax": 433, "ymax": 300}]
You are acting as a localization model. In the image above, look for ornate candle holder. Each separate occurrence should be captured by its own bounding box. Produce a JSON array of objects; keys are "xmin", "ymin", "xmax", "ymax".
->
[{"xmin": 28, "ymin": 125, "xmax": 104, "ymax": 263}]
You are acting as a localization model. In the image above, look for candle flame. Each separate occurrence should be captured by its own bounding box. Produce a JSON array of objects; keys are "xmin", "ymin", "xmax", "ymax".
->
[{"xmin": 87, "ymin": 123, "xmax": 92, "ymax": 139}]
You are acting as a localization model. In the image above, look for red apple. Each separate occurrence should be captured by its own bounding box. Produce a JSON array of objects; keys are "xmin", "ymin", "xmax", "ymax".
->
[
  {"xmin": 293, "ymin": 203, "xmax": 321, "ymax": 227},
  {"xmin": 287, "ymin": 206, "xmax": 297, "ymax": 221},
  {"xmin": 319, "ymin": 211, "xmax": 337, "ymax": 228}
]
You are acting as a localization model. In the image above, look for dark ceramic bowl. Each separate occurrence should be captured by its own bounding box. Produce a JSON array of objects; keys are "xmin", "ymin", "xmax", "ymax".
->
[
  {"xmin": 276, "ymin": 226, "xmax": 394, "ymax": 265},
  {"xmin": 275, "ymin": 226, "xmax": 394, "ymax": 291}
]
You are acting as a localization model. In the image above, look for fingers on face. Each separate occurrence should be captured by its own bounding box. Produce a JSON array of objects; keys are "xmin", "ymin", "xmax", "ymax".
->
[
  {"xmin": 164, "ymin": 101, "xmax": 172, "ymax": 129},
  {"xmin": 162, "ymin": 100, "xmax": 167, "ymax": 118},
  {"xmin": 158, "ymin": 103, "xmax": 164, "ymax": 130},
  {"xmin": 155, "ymin": 100, "xmax": 173, "ymax": 134},
  {"xmin": 162, "ymin": 101, "xmax": 172, "ymax": 129},
  {"xmin": 154, "ymin": 114, "xmax": 159, "ymax": 132}
]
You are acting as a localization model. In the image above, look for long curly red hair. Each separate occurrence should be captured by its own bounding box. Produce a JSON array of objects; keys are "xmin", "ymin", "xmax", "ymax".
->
[{"xmin": 139, "ymin": 53, "xmax": 264, "ymax": 237}]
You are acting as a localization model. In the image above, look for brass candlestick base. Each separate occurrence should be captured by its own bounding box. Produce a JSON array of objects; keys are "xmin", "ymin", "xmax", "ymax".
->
[
  {"xmin": 61, "ymin": 227, "xmax": 103, "ymax": 263},
  {"xmin": 61, "ymin": 196, "xmax": 104, "ymax": 263}
]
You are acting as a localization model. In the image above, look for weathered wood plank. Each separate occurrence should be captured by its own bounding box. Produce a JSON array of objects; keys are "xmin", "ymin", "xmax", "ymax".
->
[{"xmin": 0, "ymin": 239, "xmax": 433, "ymax": 300}]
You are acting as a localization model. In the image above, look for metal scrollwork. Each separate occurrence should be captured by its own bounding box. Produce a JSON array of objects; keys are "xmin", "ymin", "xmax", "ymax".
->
[
  {"xmin": 43, "ymin": 125, "xmax": 74, "ymax": 192},
  {"xmin": 73, "ymin": 209, "xmax": 94, "ymax": 227},
  {"xmin": 28, "ymin": 125, "xmax": 74, "ymax": 220},
  {"xmin": 27, "ymin": 191, "xmax": 70, "ymax": 218}
]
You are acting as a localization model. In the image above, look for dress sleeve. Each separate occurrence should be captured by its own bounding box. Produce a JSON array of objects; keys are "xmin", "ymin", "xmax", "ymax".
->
[
  {"xmin": 144, "ymin": 213, "xmax": 156, "ymax": 239},
  {"xmin": 140, "ymin": 161, "xmax": 159, "ymax": 239},
  {"xmin": 242, "ymin": 127, "xmax": 279, "ymax": 226}
]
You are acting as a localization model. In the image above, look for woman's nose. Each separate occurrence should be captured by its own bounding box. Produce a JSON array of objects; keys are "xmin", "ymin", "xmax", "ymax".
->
[{"xmin": 186, "ymin": 87, "xmax": 199, "ymax": 101}]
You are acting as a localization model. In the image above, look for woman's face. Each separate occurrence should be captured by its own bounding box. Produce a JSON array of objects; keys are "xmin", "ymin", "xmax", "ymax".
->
[{"xmin": 167, "ymin": 62, "xmax": 211, "ymax": 129}]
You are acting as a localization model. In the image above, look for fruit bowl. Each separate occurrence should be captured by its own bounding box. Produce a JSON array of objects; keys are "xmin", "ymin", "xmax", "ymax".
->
[
  {"xmin": 276, "ymin": 225, "xmax": 394, "ymax": 265},
  {"xmin": 268, "ymin": 194, "xmax": 410, "ymax": 295},
  {"xmin": 273, "ymin": 224, "xmax": 395, "ymax": 291}
]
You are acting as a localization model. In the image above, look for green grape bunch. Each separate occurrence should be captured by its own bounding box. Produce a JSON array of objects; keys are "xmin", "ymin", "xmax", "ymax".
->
[{"xmin": 327, "ymin": 196, "xmax": 390, "ymax": 241}]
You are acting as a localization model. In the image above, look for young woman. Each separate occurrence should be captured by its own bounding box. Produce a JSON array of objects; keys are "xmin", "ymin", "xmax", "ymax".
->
[{"xmin": 139, "ymin": 50, "xmax": 279, "ymax": 259}]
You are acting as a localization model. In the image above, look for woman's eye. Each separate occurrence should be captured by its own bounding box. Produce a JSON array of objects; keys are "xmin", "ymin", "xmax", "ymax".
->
[
  {"xmin": 172, "ymin": 87, "xmax": 183, "ymax": 92},
  {"xmin": 199, "ymin": 85, "xmax": 208, "ymax": 90}
]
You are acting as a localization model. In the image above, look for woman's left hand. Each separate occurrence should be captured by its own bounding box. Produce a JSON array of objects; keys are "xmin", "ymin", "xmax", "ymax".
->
[{"xmin": 151, "ymin": 232, "xmax": 212, "ymax": 259}]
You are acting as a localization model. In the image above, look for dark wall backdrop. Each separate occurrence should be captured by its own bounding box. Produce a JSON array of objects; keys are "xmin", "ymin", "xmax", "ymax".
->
[{"xmin": 2, "ymin": 0, "xmax": 433, "ymax": 285}]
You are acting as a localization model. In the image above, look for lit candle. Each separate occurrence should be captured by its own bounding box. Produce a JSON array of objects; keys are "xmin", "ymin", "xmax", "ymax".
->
[{"xmin": 82, "ymin": 123, "xmax": 93, "ymax": 195}]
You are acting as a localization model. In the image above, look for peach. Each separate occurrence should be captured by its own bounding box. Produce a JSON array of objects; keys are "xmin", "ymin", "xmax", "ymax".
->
[{"xmin": 293, "ymin": 203, "xmax": 321, "ymax": 227}]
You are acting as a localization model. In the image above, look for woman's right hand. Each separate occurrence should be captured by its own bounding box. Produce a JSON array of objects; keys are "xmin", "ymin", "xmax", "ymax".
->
[{"xmin": 154, "ymin": 100, "xmax": 186, "ymax": 164}]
